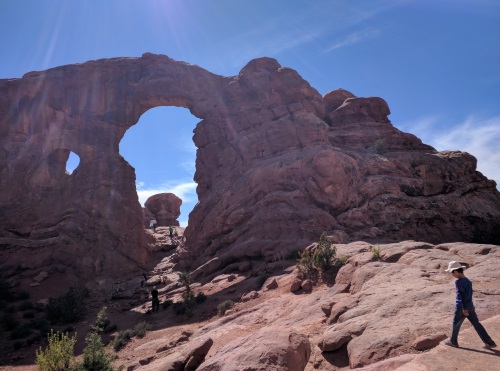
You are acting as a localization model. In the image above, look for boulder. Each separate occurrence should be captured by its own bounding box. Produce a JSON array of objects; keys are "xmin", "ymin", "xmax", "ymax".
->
[
  {"xmin": 137, "ymin": 337, "xmax": 213, "ymax": 371},
  {"xmin": 197, "ymin": 328, "xmax": 311, "ymax": 371}
]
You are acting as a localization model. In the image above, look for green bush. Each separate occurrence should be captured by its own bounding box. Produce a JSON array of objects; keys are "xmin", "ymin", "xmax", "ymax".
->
[
  {"xmin": 297, "ymin": 250, "xmax": 314, "ymax": 278},
  {"xmin": 112, "ymin": 329, "xmax": 134, "ymax": 351},
  {"xmin": 133, "ymin": 321, "xmax": 150, "ymax": 338},
  {"xmin": 36, "ymin": 330, "xmax": 77, "ymax": 371},
  {"xmin": 195, "ymin": 292, "xmax": 207, "ymax": 304},
  {"xmin": 217, "ymin": 300, "xmax": 233, "ymax": 316},
  {"xmin": 371, "ymin": 245, "xmax": 381, "ymax": 259},
  {"xmin": 46, "ymin": 286, "xmax": 89, "ymax": 324},
  {"xmin": 10, "ymin": 325, "xmax": 31, "ymax": 340},
  {"xmin": 173, "ymin": 301, "xmax": 187, "ymax": 316},
  {"xmin": 313, "ymin": 232, "xmax": 336, "ymax": 271},
  {"xmin": 1, "ymin": 312, "xmax": 18, "ymax": 331},
  {"xmin": 161, "ymin": 299, "xmax": 173, "ymax": 310}
]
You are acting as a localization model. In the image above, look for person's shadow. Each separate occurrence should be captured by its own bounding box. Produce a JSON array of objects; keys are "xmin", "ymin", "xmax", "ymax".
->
[{"xmin": 457, "ymin": 346, "xmax": 500, "ymax": 357}]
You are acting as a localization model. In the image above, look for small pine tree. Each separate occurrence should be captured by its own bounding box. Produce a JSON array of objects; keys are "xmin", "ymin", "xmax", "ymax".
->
[
  {"xmin": 81, "ymin": 307, "xmax": 115, "ymax": 371},
  {"xmin": 178, "ymin": 272, "xmax": 191, "ymax": 293},
  {"xmin": 36, "ymin": 330, "xmax": 76, "ymax": 371}
]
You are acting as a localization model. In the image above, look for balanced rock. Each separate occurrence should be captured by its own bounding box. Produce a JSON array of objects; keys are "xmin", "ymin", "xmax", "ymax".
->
[{"xmin": 144, "ymin": 193, "xmax": 181, "ymax": 227}]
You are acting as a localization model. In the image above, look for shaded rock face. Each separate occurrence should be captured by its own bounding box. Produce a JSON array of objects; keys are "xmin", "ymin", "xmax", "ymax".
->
[
  {"xmin": 0, "ymin": 53, "xmax": 499, "ymax": 279},
  {"xmin": 144, "ymin": 193, "xmax": 181, "ymax": 227}
]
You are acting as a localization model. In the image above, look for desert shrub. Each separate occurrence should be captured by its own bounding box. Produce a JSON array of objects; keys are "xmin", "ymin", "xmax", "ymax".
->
[
  {"xmin": 19, "ymin": 300, "xmax": 34, "ymax": 311},
  {"xmin": 313, "ymin": 232, "xmax": 336, "ymax": 271},
  {"xmin": 371, "ymin": 245, "xmax": 381, "ymax": 259},
  {"xmin": 256, "ymin": 274, "xmax": 269, "ymax": 289},
  {"xmin": 217, "ymin": 300, "xmax": 233, "ymax": 316},
  {"xmin": 10, "ymin": 325, "xmax": 31, "ymax": 340},
  {"xmin": 104, "ymin": 323, "xmax": 117, "ymax": 334},
  {"xmin": 28, "ymin": 318, "xmax": 49, "ymax": 330},
  {"xmin": 161, "ymin": 299, "xmax": 173, "ymax": 310},
  {"xmin": 36, "ymin": 330, "xmax": 77, "ymax": 371},
  {"xmin": 297, "ymin": 250, "xmax": 314, "ymax": 278},
  {"xmin": 133, "ymin": 321, "xmax": 150, "ymax": 338},
  {"xmin": 15, "ymin": 290, "xmax": 30, "ymax": 301},
  {"xmin": 337, "ymin": 256, "xmax": 349, "ymax": 266},
  {"xmin": 173, "ymin": 301, "xmax": 187, "ymax": 316},
  {"xmin": 112, "ymin": 329, "xmax": 134, "ymax": 351},
  {"xmin": 368, "ymin": 139, "xmax": 386, "ymax": 154},
  {"xmin": 1, "ymin": 312, "xmax": 18, "ymax": 331},
  {"xmin": 46, "ymin": 286, "xmax": 89, "ymax": 324},
  {"xmin": 23, "ymin": 311, "xmax": 36, "ymax": 319},
  {"xmin": 195, "ymin": 292, "xmax": 207, "ymax": 304}
]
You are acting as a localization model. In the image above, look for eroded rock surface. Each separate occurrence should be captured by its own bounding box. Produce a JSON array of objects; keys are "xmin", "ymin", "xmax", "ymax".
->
[
  {"xmin": 0, "ymin": 53, "xmax": 499, "ymax": 281},
  {"xmin": 113, "ymin": 241, "xmax": 499, "ymax": 371}
]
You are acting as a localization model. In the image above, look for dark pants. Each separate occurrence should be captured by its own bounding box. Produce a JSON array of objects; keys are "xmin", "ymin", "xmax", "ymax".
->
[
  {"xmin": 451, "ymin": 305, "xmax": 493, "ymax": 345},
  {"xmin": 152, "ymin": 298, "xmax": 159, "ymax": 313}
]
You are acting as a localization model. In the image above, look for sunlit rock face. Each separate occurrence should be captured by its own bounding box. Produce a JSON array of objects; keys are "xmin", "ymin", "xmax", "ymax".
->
[{"xmin": 0, "ymin": 53, "xmax": 499, "ymax": 279}]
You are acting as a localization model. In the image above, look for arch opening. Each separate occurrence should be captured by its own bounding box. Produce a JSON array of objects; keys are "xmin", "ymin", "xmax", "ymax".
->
[
  {"xmin": 119, "ymin": 106, "xmax": 199, "ymax": 228},
  {"xmin": 65, "ymin": 151, "xmax": 80, "ymax": 175}
]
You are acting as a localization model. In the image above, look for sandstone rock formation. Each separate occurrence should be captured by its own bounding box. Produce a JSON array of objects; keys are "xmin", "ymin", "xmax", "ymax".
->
[
  {"xmin": 144, "ymin": 193, "xmax": 181, "ymax": 227},
  {"xmin": 0, "ymin": 53, "xmax": 499, "ymax": 282},
  {"xmin": 111, "ymin": 240, "xmax": 499, "ymax": 370}
]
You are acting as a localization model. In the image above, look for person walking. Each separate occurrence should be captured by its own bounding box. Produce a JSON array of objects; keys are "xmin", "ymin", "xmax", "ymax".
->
[
  {"xmin": 150, "ymin": 218, "xmax": 157, "ymax": 232},
  {"xmin": 442, "ymin": 261, "xmax": 497, "ymax": 349},
  {"xmin": 151, "ymin": 286, "xmax": 159, "ymax": 314}
]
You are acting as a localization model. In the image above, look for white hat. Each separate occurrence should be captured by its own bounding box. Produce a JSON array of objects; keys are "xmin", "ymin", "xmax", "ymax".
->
[{"xmin": 445, "ymin": 261, "xmax": 466, "ymax": 272}]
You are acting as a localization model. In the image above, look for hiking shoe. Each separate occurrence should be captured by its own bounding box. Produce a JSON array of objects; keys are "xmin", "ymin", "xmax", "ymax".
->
[
  {"xmin": 483, "ymin": 342, "xmax": 497, "ymax": 349},
  {"xmin": 442, "ymin": 339, "xmax": 459, "ymax": 348}
]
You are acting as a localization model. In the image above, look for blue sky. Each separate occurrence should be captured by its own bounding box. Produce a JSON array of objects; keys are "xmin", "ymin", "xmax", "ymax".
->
[{"xmin": 1, "ymin": 0, "xmax": 499, "ymax": 226}]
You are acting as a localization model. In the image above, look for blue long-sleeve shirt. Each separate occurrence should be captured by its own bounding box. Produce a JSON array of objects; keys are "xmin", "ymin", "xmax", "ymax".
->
[{"xmin": 455, "ymin": 277, "xmax": 474, "ymax": 310}]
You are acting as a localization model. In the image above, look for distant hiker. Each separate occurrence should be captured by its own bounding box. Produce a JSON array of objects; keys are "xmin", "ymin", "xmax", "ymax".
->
[
  {"xmin": 442, "ymin": 261, "xmax": 497, "ymax": 349},
  {"xmin": 169, "ymin": 226, "xmax": 174, "ymax": 239},
  {"xmin": 141, "ymin": 272, "xmax": 148, "ymax": 287},
  {"xmin": 150, "ymin": 218, "xmax": 157, "ymax": 232},
  {"xmin": 151, "ymin": 286, "xmax": 159, "ymax": 313}
]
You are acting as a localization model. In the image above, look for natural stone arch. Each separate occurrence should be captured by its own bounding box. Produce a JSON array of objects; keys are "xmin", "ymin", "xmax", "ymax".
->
[{"xmin": 0, "ymin": 53, "xmax": 499, "ymax": 281}]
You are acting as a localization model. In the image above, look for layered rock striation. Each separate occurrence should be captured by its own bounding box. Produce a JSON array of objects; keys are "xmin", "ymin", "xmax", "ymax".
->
[{"xmin": 0, "ymin": 53, "xmax": 499, "ymax": 279}]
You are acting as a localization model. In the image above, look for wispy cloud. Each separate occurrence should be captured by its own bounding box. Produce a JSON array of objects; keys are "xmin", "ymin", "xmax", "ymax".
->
[
  {"xmin": 400, "ymin": 115, "xmax": 500, "ymax": 189},
  {"xmin": 323, "ymin": 28, "xmax": 380, "ymax": 54},
  {"xmin": 136, "ymin": 181, "xmax": 197, "ymax": 206}
]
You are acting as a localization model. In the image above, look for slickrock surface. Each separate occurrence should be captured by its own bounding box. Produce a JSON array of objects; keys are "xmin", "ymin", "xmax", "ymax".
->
[
  {"xmin": 1, "ymin": 53, "xmax": 499, "ymax": 283},
  {"xmin": 1, "ymin": 240, "xmax": 499, "ymax": 370}
]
